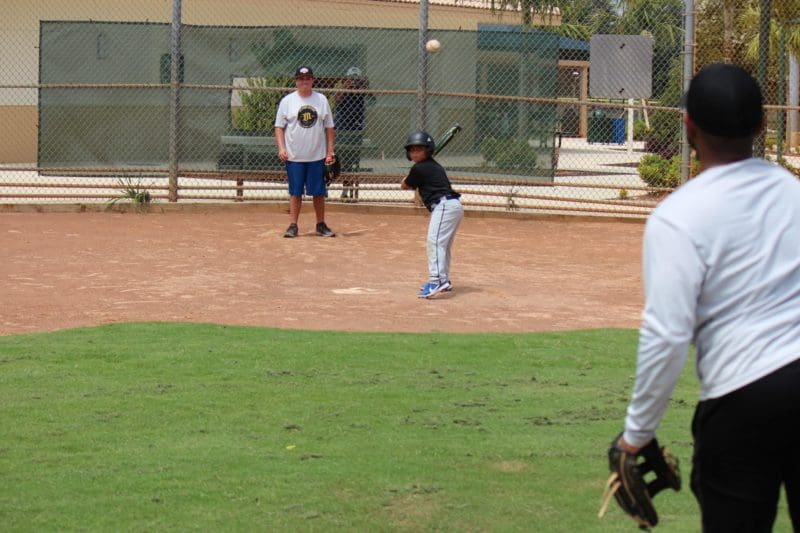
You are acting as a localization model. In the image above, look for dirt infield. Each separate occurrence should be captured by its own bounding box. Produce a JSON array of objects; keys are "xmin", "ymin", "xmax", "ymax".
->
[{"xmin": 1, "ymin": 205, "xmax": 646, "ymax": 336}]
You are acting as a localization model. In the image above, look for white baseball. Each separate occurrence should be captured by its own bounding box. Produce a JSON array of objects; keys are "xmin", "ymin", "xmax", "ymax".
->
[{"xmin": 426, "ymin": 39, "xmax": 442, "ymax": 54}]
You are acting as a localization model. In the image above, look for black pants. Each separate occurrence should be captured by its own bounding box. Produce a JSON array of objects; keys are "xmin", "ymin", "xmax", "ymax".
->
[
  {"xmin": 338, "ymin": 131, "xmax": 363, "ymax": 199},
  {"xmin": 691, "ymin": 357, "xmax": 800, "ymax": 532}
]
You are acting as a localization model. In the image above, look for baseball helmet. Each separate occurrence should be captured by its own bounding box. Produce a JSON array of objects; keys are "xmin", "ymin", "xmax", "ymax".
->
[
  {"xmin": 404, "ymin": 130, "xmax": 435, "ymax": 160},
  {"xmin": 346, "ymin": 66, "xmax": 363, "ymax": 78}
]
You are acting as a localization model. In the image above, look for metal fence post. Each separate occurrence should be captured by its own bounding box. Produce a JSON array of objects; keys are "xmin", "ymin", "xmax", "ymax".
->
[
  {"xmin": 790, "ymin": 56, "xmax": 799, "ymax": 149},
  {"xmin": 680, "ymin": 0, "xmax": 695, "ymax": 184},
  {"xmin": 416, "ymin": 0, "xmax": 429, "ymax": 131},
  {"xmin": 168, "ymin": 0, "xmax": 182, "ymax": 202},
  {"xmin": 754, "ymin": 0, "xmax": 771, "ymax": 158},
  {"xmin": 777, "ymin": 26, "xmax": 786, "ymax": 159}
]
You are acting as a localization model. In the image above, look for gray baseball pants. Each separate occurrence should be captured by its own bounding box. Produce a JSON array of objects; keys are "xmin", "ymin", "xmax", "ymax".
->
[{"xmin": 426, "ymin": 197, "xmax": 463, "ymax": 284}]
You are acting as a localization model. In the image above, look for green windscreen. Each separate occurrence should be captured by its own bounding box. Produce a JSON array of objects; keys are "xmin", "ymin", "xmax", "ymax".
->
[{"xmin": 39, "ymin": 21, "xmax": 560, "ymax": 180}]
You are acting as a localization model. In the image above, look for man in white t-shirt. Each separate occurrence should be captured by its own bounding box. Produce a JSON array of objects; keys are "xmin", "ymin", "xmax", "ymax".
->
[
  {"xmin": 613, "ymin": 63, "xmax": 800, "ymax": 530},
  {"xmin": 274, "ymin": 65, "xmax": 336, "ymax": 238}
]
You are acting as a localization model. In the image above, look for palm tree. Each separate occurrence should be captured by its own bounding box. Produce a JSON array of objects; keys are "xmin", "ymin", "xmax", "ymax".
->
[
  {"xmin": 696, "ymin": 0, "xmax": 752, "ymax": 66},
  {"xmin": 740, "ymin": 3, "xmax": 800, "ymax": 64},
  {"xmin": 721, "ymin": 0, "xmax": 740, "ymax": 62},
  {"xmin": 773, "ymin": 0, "xmax": 800, "ymax": 24},
  {"xmin": 735, "ymin": 1, "xmax": 800, "ymax": 154},
  {"xmin": 487, "ymin": 1, "xmax": 561, "ymax": 27},
  {"xmin": 554, "ymin": 0, "xmax": 617, "ymax": 41},
  {"xmin": 613, "ymin": 0, "xmax": 684, "ymax": 97}
]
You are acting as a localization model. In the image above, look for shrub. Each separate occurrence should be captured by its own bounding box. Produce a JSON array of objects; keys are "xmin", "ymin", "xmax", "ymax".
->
[
  {"xmin": 638, "ymin": 153, "xmax": 702, "ymax": 189},
  {"xmin": 480, "ymin": 137, "xmax": 538, "ymax": 170},
  {"xmin": 764, "ymin": 131, "xmax": 777, "ymax": 148},
  {"xmin": 633, "ymin": 119, "xmax": 649, "ymax": 141},
  {"xmin": 639, "ymin": 153, "xmax": 670, "ymax": 187},
  {"xmin": 233, "ymin": 76, "xmax": 293, "ymax": 133},
  {"xmin": 638, "ymin": 153, "xmax": 680, "ymax": 188},
  {"xmin": 497, "ymin": 140, "xmax": 539, "ymax": 170},
  {"xmin": 108, "ymin": 177, "xmax": 152, "ymax": 211},
  {"xmin": 644, "ymin": 110, "xmax": 680, "ymax": 158},
  {"xmin": 645, "ymin": 56, "xmax": 683, "ymax": 158}
]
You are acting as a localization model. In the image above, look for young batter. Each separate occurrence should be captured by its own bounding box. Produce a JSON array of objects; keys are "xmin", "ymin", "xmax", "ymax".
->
[{"xmin": 401, "ymin": 131, "xmax": 464, "ymax": 299}]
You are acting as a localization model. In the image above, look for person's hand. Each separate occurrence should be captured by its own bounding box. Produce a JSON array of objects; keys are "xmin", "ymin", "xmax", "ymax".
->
[
  {"xmin": 325, "ymin": 153, "xmax": 334, "ymax": 164},
  {"xmin": 599, "ymin": 434, "xmax": 681, "ymax": 529},
  {"xmin": 324, "ymin": 155, "xmax": 340, "ymax": 185},
  {"xmin": 278, "ymin": 148, "xmax": 288, "ymax": 162},
  {"xmin": 617, "ymin": 435, "xmax": 641, "ymax": 454}
]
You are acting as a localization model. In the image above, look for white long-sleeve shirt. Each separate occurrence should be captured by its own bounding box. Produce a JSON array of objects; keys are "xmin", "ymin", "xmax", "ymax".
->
[{"xmin": 624, "ymin": 158, "xmax": 800, "ymax": 447}]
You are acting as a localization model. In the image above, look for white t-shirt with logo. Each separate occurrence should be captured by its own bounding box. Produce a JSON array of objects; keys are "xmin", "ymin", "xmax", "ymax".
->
[{"xmin": 274, "ymin": 91, "xmax": 334, "ymax": 162}]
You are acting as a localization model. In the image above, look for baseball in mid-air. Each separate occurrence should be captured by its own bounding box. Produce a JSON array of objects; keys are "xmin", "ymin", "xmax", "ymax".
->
[{"xmin": 426, "ymin": 39, "xmax": 442, "ymax": 54}]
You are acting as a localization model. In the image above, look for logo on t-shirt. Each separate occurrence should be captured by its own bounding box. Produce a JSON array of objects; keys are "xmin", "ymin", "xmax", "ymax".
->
[{"xmin": 297, "ymin": 105, "xmax": 318, "ymax": 128}]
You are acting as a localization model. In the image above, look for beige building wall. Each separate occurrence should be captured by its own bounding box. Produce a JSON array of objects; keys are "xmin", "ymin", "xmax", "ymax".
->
[{"xmin": 0, "ymin": 0, "xmax": 559, "ymax": 164}]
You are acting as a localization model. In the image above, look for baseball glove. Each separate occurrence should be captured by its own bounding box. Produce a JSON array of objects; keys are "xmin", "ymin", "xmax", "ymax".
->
[
  {"xmin": 324, "ymin": 154, "xmax": 341, "ymax": 185},
  {"xmin": 598, "ymin": 434, "xmax": 681, "ymax": 530}
]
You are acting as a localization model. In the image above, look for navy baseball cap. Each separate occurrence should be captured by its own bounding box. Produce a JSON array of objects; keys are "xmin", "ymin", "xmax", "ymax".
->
[
  {"xmin": 683, "ymin": 63, "xmax": 763, "ymax": 138},
  {"xmin": 294, "ymin": 65, "xmax": 314, "ymax": 78}
]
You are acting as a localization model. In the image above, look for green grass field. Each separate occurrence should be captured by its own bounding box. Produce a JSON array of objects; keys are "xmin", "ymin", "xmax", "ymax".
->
[{"xmin": 0, "ymin": 324, "xmax": 793, "ymax": 531}]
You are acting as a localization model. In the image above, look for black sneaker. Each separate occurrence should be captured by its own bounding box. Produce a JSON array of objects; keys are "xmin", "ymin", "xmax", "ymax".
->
[
  {"xmin": 316, "ymin": 222, "xmax": 335, "ymax": 237},
  {"xmin": 283, "ymin": 224, "xmax": 298, "ymax": 238}
]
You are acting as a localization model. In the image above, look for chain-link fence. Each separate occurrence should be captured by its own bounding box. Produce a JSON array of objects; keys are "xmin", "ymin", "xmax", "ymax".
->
[{"xmin": 1, "ymin": 0, "xmax": 798, "ymax": 216}]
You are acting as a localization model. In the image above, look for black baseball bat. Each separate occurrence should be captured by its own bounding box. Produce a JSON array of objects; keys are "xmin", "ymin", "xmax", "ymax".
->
[{"xmin": 433, "ymin": 123, "xmax": 462, "ymax": 155}]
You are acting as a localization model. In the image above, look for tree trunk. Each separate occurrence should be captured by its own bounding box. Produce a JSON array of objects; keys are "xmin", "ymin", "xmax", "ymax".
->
[{"xmin": 722, "ymin": 0, "xmax": 736, "ymax": 63}]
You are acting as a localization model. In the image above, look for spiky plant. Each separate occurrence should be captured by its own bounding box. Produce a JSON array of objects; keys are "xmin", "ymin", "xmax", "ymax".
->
[{"xmin": 108, "ymin": 177, "xmax": 152, "ymax": 211}]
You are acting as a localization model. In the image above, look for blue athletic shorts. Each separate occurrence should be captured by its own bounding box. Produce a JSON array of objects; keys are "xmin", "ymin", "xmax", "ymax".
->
[{"xmin": 286, "ymin": 160, "xmax": 326, "ymax": 197}]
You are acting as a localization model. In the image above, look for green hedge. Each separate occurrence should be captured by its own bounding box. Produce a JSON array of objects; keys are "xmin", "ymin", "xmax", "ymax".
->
[
  {"xmin": 479, "ymin": 137, "xmax": 538, "ymax": 170},
  {"xmin": 638, "ymin": 153, "xmax": 681, "ymax": 188}
]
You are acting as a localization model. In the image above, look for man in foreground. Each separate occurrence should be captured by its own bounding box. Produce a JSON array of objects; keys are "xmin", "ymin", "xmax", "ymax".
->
[{"xmin": 613, "ymin": 63, "xmax": 800, "ymax": 530}]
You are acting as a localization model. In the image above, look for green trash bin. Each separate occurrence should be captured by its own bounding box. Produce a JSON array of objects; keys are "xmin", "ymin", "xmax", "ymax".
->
[{"xmin": 587, "ymin": 109, "xmax": 614, "ymax": 144}]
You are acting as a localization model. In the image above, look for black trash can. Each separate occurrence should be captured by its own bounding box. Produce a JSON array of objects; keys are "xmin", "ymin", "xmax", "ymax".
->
[{"xmin": 587, "ymin": 109, "xmax": 614, "ymax": 144}]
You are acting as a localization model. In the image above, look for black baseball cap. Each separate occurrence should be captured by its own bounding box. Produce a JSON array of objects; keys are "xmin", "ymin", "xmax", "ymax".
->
[
  {"xmin": 683, "ymin": 63, "xmax": 763, "ymax": 138},
  {"xmin": 294, "ymin": 65, "xmax": 314, "ymax": 78}
]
